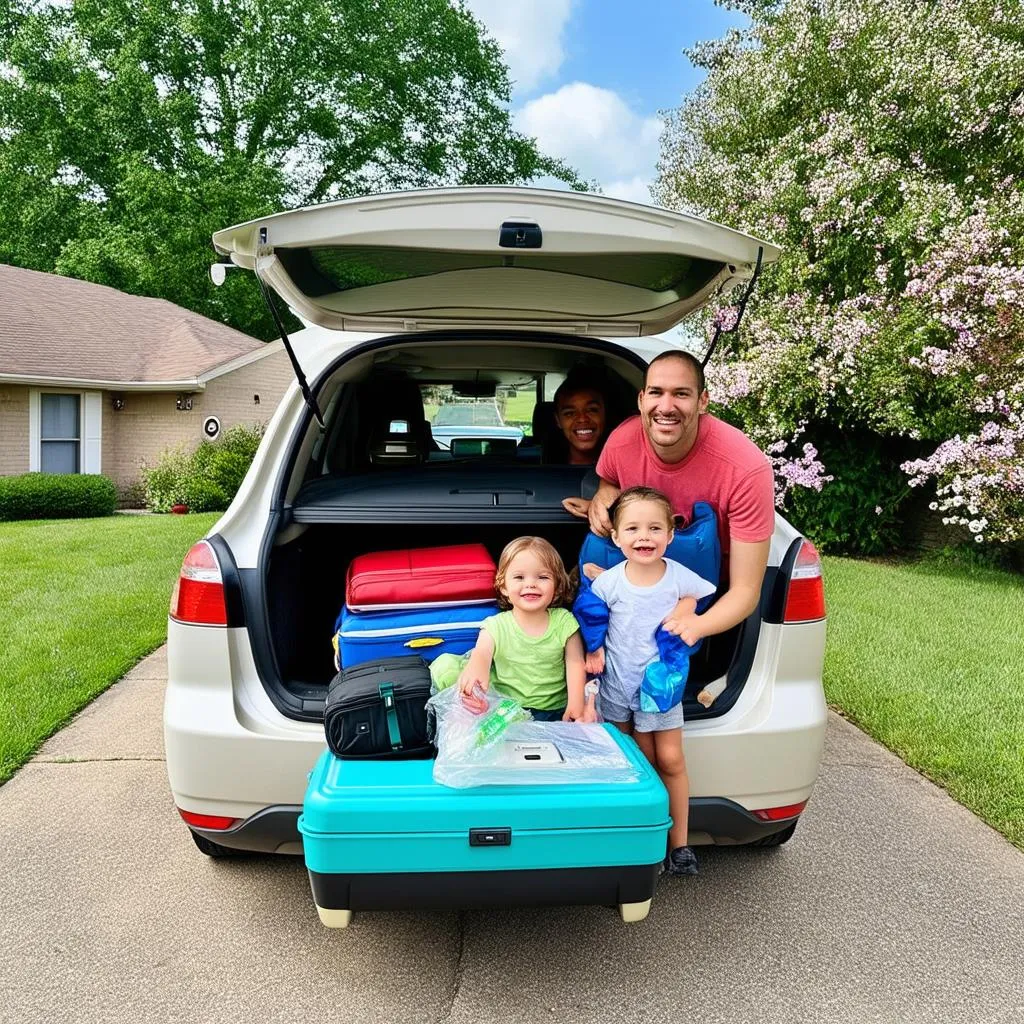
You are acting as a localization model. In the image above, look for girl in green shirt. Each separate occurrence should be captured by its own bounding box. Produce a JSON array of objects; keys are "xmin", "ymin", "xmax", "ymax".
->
[{"xmin": 457, "ymin": 536, "xmax": 592, "ymax": 723}]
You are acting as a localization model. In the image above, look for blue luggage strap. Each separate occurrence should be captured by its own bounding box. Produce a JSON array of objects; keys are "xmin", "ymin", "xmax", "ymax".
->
[{"xmin": 379, "ymin": 682, "xmax": 403, "ymax": 750}]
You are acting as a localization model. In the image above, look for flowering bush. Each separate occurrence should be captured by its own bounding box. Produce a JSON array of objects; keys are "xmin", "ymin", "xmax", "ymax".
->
[{"xmin": 656, "ymin": 0, "xmax": 1024, "ymax": 550}]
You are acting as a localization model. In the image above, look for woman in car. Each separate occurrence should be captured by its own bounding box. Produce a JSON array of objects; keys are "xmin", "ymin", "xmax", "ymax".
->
[{"xmin": 546, "ymin": 372, "xmax": 609, "ymax": 466}]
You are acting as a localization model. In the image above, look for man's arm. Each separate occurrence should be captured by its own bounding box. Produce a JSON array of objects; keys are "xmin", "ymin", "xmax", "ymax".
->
[
  {"xmin": 587, "ymin": 478, "xmax": 621, "ymax": 537},
  {"xmin": 662, "ymin": 538, "xmax": 770, "ymax": 645}
]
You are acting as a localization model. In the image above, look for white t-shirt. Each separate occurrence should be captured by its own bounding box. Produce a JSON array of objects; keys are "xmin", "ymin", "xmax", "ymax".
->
[{"xmin": 590, "ymin": 558, "xmax": 717, "ymax": 710}]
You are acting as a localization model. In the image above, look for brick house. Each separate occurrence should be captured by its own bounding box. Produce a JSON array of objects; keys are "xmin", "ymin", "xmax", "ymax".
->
[{"xmin": 0, "ymin": 264, "xmax": 294, "ymax": 500}]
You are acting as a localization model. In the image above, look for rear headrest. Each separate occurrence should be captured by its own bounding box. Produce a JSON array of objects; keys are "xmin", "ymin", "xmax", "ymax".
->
[
  {"xmin": 532, "ymin": 400, "xmax": 555, "ymax": 439},
  {"xmin": 368, "ymin": 416, "xmax": 424, "ymax": 466}
]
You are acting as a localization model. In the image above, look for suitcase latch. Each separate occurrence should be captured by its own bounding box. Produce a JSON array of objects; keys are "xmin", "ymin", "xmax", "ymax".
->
[{"xmin": 469, "ymin": 828, "xmax": 512, "ymax": 847}]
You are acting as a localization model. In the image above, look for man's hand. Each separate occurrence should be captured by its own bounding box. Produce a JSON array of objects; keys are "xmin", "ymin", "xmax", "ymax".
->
[
  {"xmin": 661, "ymin": 608, "xmax": 705, "ymax": 647},
  {"xmin": 587, "ymin": 480, "xmax": 620, "ymax": 537},
  {"xmin": 661, "ymin": 596, "xmax": 701, "ymax": 644},
  {"xmin": 585, "ymin": 647, "xmax": 605, "ymax": 675},
  {"xmin": 581, "ymin": 562, "xmax": 604, "ymax": 581}
]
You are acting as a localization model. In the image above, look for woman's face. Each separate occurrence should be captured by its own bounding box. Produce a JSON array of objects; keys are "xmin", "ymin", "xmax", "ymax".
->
[{"xmin": 555, "ymin": 388, "xmax": 606, "ymax": 463}]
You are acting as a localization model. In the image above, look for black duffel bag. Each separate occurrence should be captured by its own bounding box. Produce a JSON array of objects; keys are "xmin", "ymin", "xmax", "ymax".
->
[{"xmin": 324, "ymin": 655, "xmax": 433, "ymax": 759}]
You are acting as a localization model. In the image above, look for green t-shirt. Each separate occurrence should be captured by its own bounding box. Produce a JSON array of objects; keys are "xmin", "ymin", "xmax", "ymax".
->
[{"xmin": 482, "ymin": 607, "xmax": 580, "ymax": 711}]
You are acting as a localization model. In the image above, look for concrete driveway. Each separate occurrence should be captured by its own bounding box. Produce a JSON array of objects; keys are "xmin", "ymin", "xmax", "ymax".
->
[{"xmin": 2, "ymin": 648, "xmax": 1022, "ymax": 1024}]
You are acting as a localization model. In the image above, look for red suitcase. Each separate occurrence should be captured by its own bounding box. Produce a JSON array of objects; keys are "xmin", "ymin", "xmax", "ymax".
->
[{"xmin": 345, "ymin": 543, "xmax": 497, "ymax": 611}]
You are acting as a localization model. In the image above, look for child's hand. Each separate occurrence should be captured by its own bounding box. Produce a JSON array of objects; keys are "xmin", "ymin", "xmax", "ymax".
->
[
  {"xmin": 581, "ymin": 561, "xmax": 604, "ymax": 581},
  {"xmin": 562, "ymin": 700, "xmax": 585, "ymax": 722},
  {"xmin": 580, "ymin": 701, "xmax": 599, "ymax": 724},
  {"xmin": 458, "ymin": 672, "xmax": 489, "ymax": 714},
  {"xmin": 696, "ymin": 687, "xmax": 716, "ymax": 708},
  {"xmin": 585, "ymin": 647, "xmax": 605, "ymax": 675}
]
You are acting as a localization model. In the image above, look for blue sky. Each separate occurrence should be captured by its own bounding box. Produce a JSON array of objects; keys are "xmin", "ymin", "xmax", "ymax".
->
[{"xmin": 464, "ymin": 0, "xmax": 748, "ymax": 201}]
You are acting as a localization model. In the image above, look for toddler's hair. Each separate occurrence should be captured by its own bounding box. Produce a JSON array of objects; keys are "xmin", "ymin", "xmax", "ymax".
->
[
  {"xmin": 608, "ymin": 485, "xmax": 676, "ymax": 532},
  {"xmin": 494, "ymin": 536, "xmax": 571, "ymax": 610}
]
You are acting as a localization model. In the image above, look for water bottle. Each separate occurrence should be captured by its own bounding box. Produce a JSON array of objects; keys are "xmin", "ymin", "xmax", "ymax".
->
[{"xmin": 474, "ymin": 698, "xmax": 526, "ymax": 747}]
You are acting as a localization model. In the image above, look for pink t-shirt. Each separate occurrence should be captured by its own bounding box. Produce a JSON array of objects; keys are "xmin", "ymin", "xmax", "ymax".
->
[{"xmin": 596, "ymin": 414, "xmax": 775, "ymax": 559}]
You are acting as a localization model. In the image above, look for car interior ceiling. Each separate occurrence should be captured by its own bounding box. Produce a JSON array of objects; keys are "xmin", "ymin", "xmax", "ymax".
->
[{"xmin": 303, "ymin": 340, "xmax": 643, "ymax": 482}]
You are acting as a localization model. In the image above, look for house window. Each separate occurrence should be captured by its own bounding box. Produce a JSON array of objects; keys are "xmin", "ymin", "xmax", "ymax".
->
[{"xmin": 40, "ymin": 393, "xmax": 81, "ymax": 473}]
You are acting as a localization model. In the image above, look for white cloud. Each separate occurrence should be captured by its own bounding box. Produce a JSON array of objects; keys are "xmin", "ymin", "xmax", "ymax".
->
[
  {"xmin": 515, "ymin": 82, "xmax": 663, "ymax": 198},
  {"xmin": 602, "ymin": 176, "xmax": 656, "ymax": 205},
  {"xmin": 462, "ymin": 0, "xmax": 573, "ymax": 94}
]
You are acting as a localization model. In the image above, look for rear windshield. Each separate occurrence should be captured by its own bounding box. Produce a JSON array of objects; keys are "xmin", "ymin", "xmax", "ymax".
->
[
  {"xmin": 276, "ymin": 245, "xmax": 724, "ymax": 297},
  {"xmin": 433, "ymin": 402, "xmax": 504, "ymax": 427}
]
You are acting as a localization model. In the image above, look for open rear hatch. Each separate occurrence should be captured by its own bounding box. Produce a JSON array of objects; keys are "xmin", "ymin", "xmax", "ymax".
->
[{"xmin": 212, "ymin": 187, "xmax": 779, "ymax": 337}]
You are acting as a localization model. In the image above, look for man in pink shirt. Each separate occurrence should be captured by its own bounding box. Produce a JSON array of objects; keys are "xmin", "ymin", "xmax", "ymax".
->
[{"xmin": 566, "ymin": 349, "xmax": 775, "ymax": 646}]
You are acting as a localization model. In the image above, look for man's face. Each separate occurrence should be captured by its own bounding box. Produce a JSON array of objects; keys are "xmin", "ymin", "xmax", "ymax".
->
[{"xmin": 638, "ymin": 357, "xmax": 709, "ymax": 458}]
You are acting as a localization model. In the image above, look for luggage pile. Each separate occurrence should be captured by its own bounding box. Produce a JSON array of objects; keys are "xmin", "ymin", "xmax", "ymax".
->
[
  {"xmin": 304, "ymin": 540, "xmax": 670, "ymax": 930},
  {"xmin": 326, "ymin": 543, "xmax": 500, "ymax": 760},
  {"xmin": 332, "ymin": 542, "xmax": 500, "ymax": 671}
]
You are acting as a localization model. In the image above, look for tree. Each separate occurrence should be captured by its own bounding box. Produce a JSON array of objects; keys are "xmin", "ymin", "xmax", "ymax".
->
[
  {"xmin": 655, "ymin": 0, "xmax": 1024, "ymax": 551},
  {"xmin": 0, "ymin": 0, "xmax": 581, "ymax": 338}
]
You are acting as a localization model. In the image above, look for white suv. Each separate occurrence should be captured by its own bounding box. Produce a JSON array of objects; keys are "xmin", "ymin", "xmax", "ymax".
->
[{"xmin": 164, "ymin": 187, "xmax": 827, "ymax": 858}]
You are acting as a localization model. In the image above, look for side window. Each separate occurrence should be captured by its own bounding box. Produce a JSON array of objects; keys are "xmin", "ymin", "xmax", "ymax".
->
[{"xmin": 40, "ymin": 393, "xmax": 81, "ymax": 473}]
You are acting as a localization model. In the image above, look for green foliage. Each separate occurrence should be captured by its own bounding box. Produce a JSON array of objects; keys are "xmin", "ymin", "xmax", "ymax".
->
[
  {"xmin": 0, "ymin": 0, "xmax": 583, "ymax": 339},
  {"xmin": 656, "ymin": 0, "xmax": 1024, "ymax": 552},
  {"xmin": 0, "ymin": 473, "xmax": 117, "ymax": 522},
  {"xmin": 142, "ymin": 424, "xmax": 264, "ymax": 513},
  {"xmin": 785, "ymin": 430, "xmax": 911, "ymax": 555}
]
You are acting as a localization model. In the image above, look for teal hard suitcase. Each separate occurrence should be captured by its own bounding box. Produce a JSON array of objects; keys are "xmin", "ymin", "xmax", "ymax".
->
[{"xmin": 299, "ymin": 726, "xmax": 670, "ymax": 927}]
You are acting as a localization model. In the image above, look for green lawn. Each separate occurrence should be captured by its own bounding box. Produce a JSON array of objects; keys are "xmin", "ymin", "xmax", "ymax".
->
[
  {"xmin": 1, "ymin": 516, "xmax": 1021, "ymax": 851},
  {"xmin": 823, "ymin": 554, "xmax": 1024, "ymax": 849},
  {"xmin": 0, "ymin": 512, "xmax": 219, "ymax": 782}
]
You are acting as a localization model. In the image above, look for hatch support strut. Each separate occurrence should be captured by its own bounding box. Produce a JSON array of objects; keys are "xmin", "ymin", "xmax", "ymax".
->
[
  {"xmin": 254, "ymin": 270, "xmax": 325, "ymax": 430},
  {"xmin": 701, "ymin": 245, "xmax": 764, "ymax": 370}
]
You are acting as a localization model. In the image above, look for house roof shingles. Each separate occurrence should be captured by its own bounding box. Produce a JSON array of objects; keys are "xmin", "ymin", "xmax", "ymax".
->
[{"xmin": 0, "ymin": 264, "xmax": 266, "ymax": 384}]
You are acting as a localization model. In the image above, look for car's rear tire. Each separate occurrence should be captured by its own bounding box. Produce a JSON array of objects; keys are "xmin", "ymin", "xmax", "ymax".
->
[
  {"xmin": 189, "ymin": 828, "xmax": 240, "ymax": 858},
  {"xmin": 745, "ymin": 820, "xmax": 798, "ymax": 847}
]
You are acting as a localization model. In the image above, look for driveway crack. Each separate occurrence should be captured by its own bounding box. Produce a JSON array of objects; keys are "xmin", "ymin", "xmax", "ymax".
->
[
  {"xmin": 33, "ymin": 756, "xmax": 166, "ymax": 764},
  {"xmin": 435, "ymin": 911, "xmax": 466, "ymax": 1024}
]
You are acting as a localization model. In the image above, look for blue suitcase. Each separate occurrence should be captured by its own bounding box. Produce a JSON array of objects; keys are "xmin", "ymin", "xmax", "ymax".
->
[
  {"xmin": 299, "ymin": 726, "xmax": 670, "ymax": 928},
  {"xmin": 334, "ymin": 601, "xmax": 500, "ymax": 669}
]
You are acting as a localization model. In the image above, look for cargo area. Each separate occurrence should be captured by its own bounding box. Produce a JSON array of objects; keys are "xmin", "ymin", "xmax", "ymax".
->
[
  {"xmin": 260, "ymin": 512, "xmax": 745, "ymax": 715},
  {"xmin": 244, "ymin": 336, "xmax": 752, "ymax": 721}
]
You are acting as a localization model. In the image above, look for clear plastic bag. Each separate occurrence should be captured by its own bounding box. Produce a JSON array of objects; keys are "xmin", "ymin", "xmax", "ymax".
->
[{"xmin": 426, "ymin": 685, "xmax": 642, "ymax": 789}]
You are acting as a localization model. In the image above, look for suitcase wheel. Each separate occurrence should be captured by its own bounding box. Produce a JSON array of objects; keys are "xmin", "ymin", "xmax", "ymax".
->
[
  {"xmin": 316, "ymin": 905, "xmax": 353, "ymax": 929},
  {"xmin": 618, "ymin": 899, "xmax": 651, "ymax": 924}
]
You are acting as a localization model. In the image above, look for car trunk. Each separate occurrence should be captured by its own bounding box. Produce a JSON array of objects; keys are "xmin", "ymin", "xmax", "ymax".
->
[{"xmin": 260, "ymin": 517, "xmax": 744, "ymax": 720}]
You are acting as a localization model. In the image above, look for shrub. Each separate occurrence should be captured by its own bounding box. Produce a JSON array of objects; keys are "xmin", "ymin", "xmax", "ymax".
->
[
  {"xmin": 0, "ymin": 473, "xmax": 118, "ymax": 521},
  {"xmin": 783, "ymin": 430, "xmax": 911, "ymax": 555},
  {"xmin": 656, "ymin": 0, "xmax": 1024, "ymax": 553},
  {"xmin": 142, "ymin": 423, "xmax": 264, "ymax": 513}
]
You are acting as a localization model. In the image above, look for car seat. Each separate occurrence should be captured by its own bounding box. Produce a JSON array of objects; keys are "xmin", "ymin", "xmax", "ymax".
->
[
  {"xmin": 516, "ymin": 400, "xmax": 553, "ymax": 460},
  {"xmin": 355, "ymin": 371, "xmax": 438, "ymax": 467}
]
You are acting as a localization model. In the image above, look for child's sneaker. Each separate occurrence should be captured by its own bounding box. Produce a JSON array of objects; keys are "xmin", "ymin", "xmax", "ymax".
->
[{"xmin": 664, "ymin": 845, "xmax": 699, "ymax": 876}]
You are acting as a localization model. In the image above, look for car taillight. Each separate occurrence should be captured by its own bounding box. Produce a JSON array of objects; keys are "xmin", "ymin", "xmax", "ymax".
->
[
  {"xmin": 178, "ymin": 809, "xmax": 238, "ymax": 831},
  {"xmin": 752, "ymin": 800, "xmax": 807, "ymax": 822},
  {"xmin": 783, "ymin": 540, "xmax": 825, "ymax": 623},
  {"xmin": 170, "ymin": 540, "xmax": 227, "ymax": 626}
]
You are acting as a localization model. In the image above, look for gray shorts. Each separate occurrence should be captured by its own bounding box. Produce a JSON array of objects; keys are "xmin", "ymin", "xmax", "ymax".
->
[{"xmin": 596, "ymin": 691, "xmax": 684, "ymax": 733}]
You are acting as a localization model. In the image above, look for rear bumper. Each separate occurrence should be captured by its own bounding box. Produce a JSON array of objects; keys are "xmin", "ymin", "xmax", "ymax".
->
[{"xmin": 188, "ymin": 797, "xmax": 801, "ymax": 855}]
